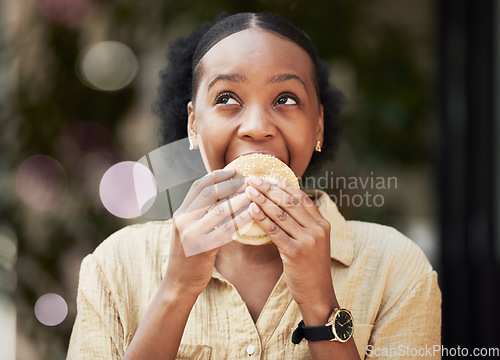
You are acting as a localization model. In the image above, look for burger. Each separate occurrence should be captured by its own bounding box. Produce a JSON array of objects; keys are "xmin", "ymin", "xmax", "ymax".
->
[{"xmin": 227, "ymin": 153, "xmax": 300, "ymax": 245}]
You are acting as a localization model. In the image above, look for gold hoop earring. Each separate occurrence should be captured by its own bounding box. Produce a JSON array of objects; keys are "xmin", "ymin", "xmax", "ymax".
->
[{"xmin": 315, "ymin": 141, "xmax": 322, "ymax": 152}]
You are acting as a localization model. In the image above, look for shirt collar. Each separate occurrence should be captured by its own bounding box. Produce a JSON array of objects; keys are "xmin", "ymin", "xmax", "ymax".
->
[{"xmin": 305, "ymin": 189, "xmax": 354, "ymax": 267}]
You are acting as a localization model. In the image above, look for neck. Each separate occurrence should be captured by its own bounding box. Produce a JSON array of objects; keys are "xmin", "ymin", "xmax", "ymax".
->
[{"xmin": 215, "ymin": 241, "xmax": 282, "ymax": 269}]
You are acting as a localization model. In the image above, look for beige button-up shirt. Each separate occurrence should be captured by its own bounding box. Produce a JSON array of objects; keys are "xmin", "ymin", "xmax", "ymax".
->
[{"xmin": 67, "ymin": 190, "xmax": 441, "ymax": 359}]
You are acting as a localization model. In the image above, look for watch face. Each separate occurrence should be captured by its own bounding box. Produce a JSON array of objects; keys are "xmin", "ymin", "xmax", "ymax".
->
[{"xmin": 333, "ymin": 309, "xmax": 354, "ymax": 342}]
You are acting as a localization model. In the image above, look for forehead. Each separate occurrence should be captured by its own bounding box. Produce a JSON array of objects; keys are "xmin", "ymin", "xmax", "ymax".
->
[{"xmin": 199, "ymin": 28, "xmax": 316, "ymax": 83}]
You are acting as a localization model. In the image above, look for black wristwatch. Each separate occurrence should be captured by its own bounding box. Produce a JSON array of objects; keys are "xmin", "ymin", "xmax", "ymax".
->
[{"xmin": 292, "ymin": 308, "xmax": 354, "ymax": 344}]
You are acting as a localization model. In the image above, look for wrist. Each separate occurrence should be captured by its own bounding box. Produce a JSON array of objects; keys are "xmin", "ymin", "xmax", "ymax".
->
[
  {"xmin": 298, "ymin": 299, "xmax": 339, "ymax": 326},
  {"xmin": 160, "ymin": 278, "xmax": 201, "ymax": 306},
  {"xmin": 292, "ymin": 307, "xmax": 355, "ymax": 345}
]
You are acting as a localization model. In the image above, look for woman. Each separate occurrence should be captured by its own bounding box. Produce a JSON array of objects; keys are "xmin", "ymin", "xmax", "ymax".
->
[{"xmin": 67, "ymin": 13, "xmax": 441, "ymax": 360}]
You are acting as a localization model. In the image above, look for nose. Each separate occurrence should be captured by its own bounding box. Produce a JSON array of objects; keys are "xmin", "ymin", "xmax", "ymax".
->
[{"xmin": 237, "ymin": 106, "xmax": 277, "ymax": 141}]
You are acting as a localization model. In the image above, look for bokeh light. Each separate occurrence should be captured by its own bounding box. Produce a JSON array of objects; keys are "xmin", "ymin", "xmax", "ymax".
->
[
  {"xmin": 77, "ymin": 41, "xmax": 139, "ymax": 92},
  {"xmin": 16, "ymin": 155, "xmax": 67, "ymax": 211},
  {"xmin": 34, "ymin": 293, "xmax": 68, "ymax": 326},
  {"xmin": 99, "ymin": 161, "xmax": 157, "ymax": 218}
]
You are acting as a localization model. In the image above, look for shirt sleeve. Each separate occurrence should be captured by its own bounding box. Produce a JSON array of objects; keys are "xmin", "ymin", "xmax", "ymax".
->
[
  {"xmin": 366, "ymin": 270, "xmax": 442, "ymax": 359},
  {"xmin": 66, "ymin": 254, "xmax": 125, "ymax": 360}
]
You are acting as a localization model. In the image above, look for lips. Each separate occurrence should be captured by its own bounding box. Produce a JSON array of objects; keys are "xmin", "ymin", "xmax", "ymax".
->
[{"xmin": 231, "ymin": 151, "xmax": 287, "ymax": 165}]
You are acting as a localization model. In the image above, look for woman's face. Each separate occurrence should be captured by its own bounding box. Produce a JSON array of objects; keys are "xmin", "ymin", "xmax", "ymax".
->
[{"xmin": 188, "ymin": 28, "xmax": 323, "ymax": 179}]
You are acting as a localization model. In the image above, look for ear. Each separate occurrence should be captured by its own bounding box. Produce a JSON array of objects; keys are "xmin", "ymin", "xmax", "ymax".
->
[
  {"xmin": 316, "ymin": 104, "xmax": 324, "ymax": 144},
  {"xmin": 187, "ymin": 101, "xmax": 198, "ymax": 149}
]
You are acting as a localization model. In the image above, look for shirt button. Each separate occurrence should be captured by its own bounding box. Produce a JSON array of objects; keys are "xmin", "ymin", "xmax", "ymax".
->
[{"xmin": 246, "ymin": 345, "xmax": 255, "ymax": 355}]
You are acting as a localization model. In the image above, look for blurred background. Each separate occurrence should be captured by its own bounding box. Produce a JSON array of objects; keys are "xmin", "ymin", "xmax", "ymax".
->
[{"xmin": 0, "ymin": 0, "xmax": 498, "ymax": 359}]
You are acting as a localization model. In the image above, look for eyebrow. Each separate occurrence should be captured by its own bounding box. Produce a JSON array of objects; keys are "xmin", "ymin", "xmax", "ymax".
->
[
  {"xmin": 207, "ymin": 72, "xmax": 308, "ymax": 92},
  {"xmin": 268, "ymin": 73, "xmax": 307, "ymax": 91},
  {"xmin": 208, "ymin": 73, "xmax": 246, "ymax": 89}
]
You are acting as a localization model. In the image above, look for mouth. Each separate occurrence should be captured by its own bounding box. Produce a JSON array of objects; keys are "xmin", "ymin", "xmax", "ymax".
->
[{"xmin": 230, "ymin": 151, "xmax": 287, "ymax": 165}]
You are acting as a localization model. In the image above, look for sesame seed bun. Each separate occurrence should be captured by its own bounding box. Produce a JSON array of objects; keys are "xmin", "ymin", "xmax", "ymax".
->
[{"xmin": 227, "ymin": 153, "xmax": 299, "ymax": 245}]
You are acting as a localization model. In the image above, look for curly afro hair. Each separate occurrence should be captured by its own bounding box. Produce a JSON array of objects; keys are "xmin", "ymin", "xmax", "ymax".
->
[{"xmin": 153, "ymin": 13, "xmax": 345, "ymax": 174}]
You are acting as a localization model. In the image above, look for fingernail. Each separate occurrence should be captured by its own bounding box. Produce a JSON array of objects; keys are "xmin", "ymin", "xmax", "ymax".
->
[
  {"xmin": 223, "ymin": 166, "xmax": 235, "ymax": 171},
  {"xmin": 265, "ymin": 177, "xmax": 279, "ymax": 185},
  {"xmin": 250, "ymin": 202, "xmax": 260, "ymax": 213},
  {"xmin": 246, "ymin": 186, "xmax": 259, "ymax": 196},
  {"xmin": 247, "ymin": 175, "xmax": 262, "ymax": 186}
]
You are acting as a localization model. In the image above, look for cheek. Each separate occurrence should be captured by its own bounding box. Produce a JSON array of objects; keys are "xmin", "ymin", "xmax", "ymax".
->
[
  {"xmin": 196, "ymin": 118, "xmax": 235, "ymax": 167},
  {"xmin": 285, "ymin": 117, "xmax": 317, "ymax": 176},
  {"xmin": 287, "ymin": 118, "xmax": 317, "ymax": 147},
  {"xmin": 197, "ymin": 119, "xmax": 233, "ymax": 145},
  {"xmin": 288, "ymin": 135, "xmax": 315, "ymax": 175}
]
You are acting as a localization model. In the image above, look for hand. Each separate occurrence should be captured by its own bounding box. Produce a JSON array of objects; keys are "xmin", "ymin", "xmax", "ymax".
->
[
  {"xmin": 245, "ymin": 176, "xmax": 337, "ymax": 317},
  {"xmin": 163, "ymin": 169, "xmax": 252, "ymax": 300}
]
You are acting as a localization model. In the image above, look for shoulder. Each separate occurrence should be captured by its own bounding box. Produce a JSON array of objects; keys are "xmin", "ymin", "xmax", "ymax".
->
[
  {"xmin": 341, "ymin": 221, "xmax": 441, "ymax": 349},
  {"xmin": 347, "ymin": 220, "xmax": 433, "ymax": 275},
  {"xmin": 76, "ymin": 221, "xmax": 174, "ymax": 311},
  {"xmin": 96, "ymin": 220, "xmax": 172, "ymax": 254},
  {"xmin": 84, "ymin": 220, "xmax": 174, "ymax": 276},
  {"xmin": 345, "ymin": 220, "xmax": 438, "ymax": 309}
]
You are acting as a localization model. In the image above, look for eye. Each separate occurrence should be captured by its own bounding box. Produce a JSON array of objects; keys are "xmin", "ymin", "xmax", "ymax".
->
[
  {"xmin": 215, "ymin": 92, "xmax": 240, "ymax": 105},
  {"xmin": 274, "ymin": 93, "xmax": 299, "ymax": 106}
]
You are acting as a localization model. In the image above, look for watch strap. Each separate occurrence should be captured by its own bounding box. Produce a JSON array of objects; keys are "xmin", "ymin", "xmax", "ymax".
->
[{"xmin": 291, "ymin": 320, "xmax": 334, "ymax": 344}]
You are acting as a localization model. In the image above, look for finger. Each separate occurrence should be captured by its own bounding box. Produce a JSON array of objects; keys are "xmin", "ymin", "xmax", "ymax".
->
[
  {"xmin": 246, "ymin": 176, "xmax": 316, "ymax": 228},
  {"xmin": 265, "ymin": 177, "xmax": 322, "ymax": 218},
  {"xmin": 179, "ymin": 169, "xmax": 237, "ymax": 211},
  {"xmin": 174, "ymin": 192, "xmax": 248, "ymax": 237},
  {"xmin": 256, "ymin": 181, "xmax": 332, "ymax": 250},
  {"xmin": 210, "ymin": 207, "xmax": 253, "ymax": 246},
  {"xmin": 246, "ymin": 185, "xmax": 303, "ymax": 237},
  {"xmin": 182, "ymin": 208, "xmax": 253, "ymax": 257},
  {"xmin": 199, "ymin": 192, "xmax": 251, "ymax": 232},
  {"xmin": 187, "ymin": 176, "xmax": 246, "ymax": 213},
  {"xmin": 248, "ymin": 202, "xmax": 293, "ymax": 247}
]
